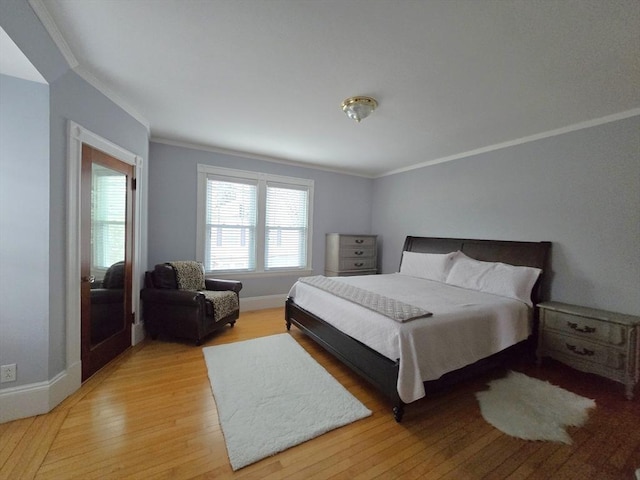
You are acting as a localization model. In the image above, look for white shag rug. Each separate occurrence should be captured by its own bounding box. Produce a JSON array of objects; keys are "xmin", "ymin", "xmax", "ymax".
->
[
  {"xmin": 475, "ymin": 371, "xmax": 595, "ymax": 444},
  {"xmin": 203, "ymin": 333, "xmax": 371, "ymax": 470}
]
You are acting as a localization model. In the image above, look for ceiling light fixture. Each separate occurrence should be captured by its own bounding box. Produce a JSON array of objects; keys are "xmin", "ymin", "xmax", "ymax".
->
[{"xmin": 341, "ymin": 96, "xmax": 378, "ymax": 123}]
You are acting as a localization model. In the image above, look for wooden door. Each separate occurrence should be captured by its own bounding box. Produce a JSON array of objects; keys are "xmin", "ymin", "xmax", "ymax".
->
[{"xmin": 81, "ymin": 144, "xmax": 134, "ymax": 381}]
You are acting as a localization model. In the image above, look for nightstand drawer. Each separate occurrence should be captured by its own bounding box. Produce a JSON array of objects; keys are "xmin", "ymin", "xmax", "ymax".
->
[
  {"xmin": 544, "ymin": 309, "xmax": 625, "ymax": 346},
  {"xmin": 339, "ymin": 258, "xmax": 376, "ymax": 271},
  {"xmin": 340, "ymin": 247, "xmax": 375, "ymax": 259},
  {"xmin": 542, "ymin": 331, "xmax": 626, "ymax": 370}
]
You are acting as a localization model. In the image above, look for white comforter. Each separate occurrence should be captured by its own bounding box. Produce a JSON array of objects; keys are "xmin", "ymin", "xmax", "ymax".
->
[{"xmin": 288, "ymin": 273, "xmax": 531, "ymax": 403}]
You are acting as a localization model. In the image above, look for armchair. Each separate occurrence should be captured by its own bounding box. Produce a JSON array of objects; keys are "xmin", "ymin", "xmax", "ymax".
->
[{"xmin": 141, "ymin": 261, "xmax": 242, "ymax": 345}]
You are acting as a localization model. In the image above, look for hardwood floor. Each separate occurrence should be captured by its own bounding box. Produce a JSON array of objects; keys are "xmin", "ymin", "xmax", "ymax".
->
[{"xmin": 1, "ymin": 307, "xmax": 639, "ymax": 479}]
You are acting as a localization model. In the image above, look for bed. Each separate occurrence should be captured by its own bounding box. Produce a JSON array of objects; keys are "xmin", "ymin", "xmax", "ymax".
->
[{"xmin": 285, "ymin": 236, "xmax": 551, "ymax": 421}]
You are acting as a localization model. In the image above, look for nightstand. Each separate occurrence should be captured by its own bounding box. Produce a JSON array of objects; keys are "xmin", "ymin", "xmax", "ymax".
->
[{"xmin": 537, "ymin": 301, "xmax": 640, "ymax": 399}]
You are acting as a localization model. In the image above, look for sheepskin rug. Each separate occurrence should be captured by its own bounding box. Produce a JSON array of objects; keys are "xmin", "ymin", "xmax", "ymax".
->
[{"xmin": 475, "ymin": 370, "xmax": 595, "ymax": 444}]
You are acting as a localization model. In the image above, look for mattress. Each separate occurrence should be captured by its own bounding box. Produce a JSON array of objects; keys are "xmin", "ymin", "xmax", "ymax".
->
[{"xmin": 288, "ymin": 273, "xmax": 532, "ymax": 403}]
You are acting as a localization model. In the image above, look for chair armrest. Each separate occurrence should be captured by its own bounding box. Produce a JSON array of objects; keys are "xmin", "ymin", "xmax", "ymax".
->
[
  {"xmin": 141, "ymin": 288, "xmax": 204, "ymax": 306},
  {"xmin": 205, "ymin": 278, "xmax": 243, "ymax": 294}
]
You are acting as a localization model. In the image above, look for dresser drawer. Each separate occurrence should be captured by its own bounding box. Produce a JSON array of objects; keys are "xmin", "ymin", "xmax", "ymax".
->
[
  {"xmin": 544, "ymin": 309, "xmax": 625, "ymax": 346},
  {"xmin": 339, "ymin": 258, "xmax": 376, "ymax": 271},
  {"xmin": 339, "ymin": 236, "xmax": 376, "ymax": 248},
  {"xmin": 340, "ymin": 246, "xmax": 376, "ymax": 259},
  {"xmin": 542, "ymin": 331, "xmax": 626, "ymax": 371}
]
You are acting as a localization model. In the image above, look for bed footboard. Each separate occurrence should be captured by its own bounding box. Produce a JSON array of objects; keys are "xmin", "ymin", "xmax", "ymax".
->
[{"xmin": 285, "ymin": 298, "xmax": 405, "ymax": 422}]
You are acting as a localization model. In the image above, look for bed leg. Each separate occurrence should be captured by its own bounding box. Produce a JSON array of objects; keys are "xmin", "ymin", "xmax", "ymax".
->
[
  {"xmin": 393, "ymin": 403, "xmax": 405, "ymax": 423},
  {"xmin": 285, "ymin": 299, "xmax": 292, "ymax": 330}
]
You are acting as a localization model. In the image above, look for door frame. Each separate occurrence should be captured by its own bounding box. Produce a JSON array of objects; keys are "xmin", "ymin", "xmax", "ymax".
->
[{"xmin": 66, "ymin": 121, "xmax": 144, "ymax": 384}]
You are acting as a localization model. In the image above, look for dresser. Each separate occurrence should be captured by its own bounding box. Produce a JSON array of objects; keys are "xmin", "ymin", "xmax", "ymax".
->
[
  {"xmin": 537, "ymin": 301, "xmax": 640, "ymax": 399},
  {"xmin": 325, "ymin": 233, "xmax": 377, "ymax": 277}
]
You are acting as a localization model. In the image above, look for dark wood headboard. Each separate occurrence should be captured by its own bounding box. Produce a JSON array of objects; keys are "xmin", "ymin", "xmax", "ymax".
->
[{"xmin": 401, "ymin": 236, "xmax": 552, "ymax": 305}]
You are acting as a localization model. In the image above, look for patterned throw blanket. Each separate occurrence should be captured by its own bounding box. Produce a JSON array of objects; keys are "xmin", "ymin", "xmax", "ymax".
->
[
  {"xmin": 298, "ymin": 275, "xmax": 432, "ymax": 323},
  {"xmin": 169, "ymin": 261, "xmax": 238, "ymax": 322},
  {"xmin": 169, "ymin": 261, "xmax": 206, "ymax": 290},
  {"xmin": 201, "ymin": 290, "xmax": 239, "ymax": 322}
]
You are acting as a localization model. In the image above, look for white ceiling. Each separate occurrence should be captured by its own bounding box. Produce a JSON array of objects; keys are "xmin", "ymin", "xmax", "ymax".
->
[{"xmin": 31, "ymin": 0, "xmax": 640, "ymax": 176}]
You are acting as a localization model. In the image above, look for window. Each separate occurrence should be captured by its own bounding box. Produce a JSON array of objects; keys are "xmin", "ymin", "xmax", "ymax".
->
[
  {"xmin": 197, "ymin": 165, "xmax": 313, "ymax": 275},
  {"xmin": 205, "ymin": 177, "xmax": 257, "ymax": 271}
]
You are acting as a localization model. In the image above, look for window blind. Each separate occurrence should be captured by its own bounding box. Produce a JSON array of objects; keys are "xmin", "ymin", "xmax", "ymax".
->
[
  {"xmin": 265, "ymin": 183, "xmax": 308, "ymax": 269},
  {"xmin": 205, "ymin": 177, "xmax": 257, "ymax": 271}
]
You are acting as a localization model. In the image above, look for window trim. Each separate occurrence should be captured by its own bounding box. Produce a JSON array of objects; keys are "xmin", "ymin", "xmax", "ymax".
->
[{"xmin": 196, "ymin": 164, "xmax": 314, "ymax": 276}]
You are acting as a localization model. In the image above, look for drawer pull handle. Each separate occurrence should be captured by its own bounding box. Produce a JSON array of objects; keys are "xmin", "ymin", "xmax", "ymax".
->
[
  {"xmin": 565, "ymin": 343, "xmax": 595, "ymax": 356},
  {"xmin": 354, "ymin": 262, "xmax": 364, "ymax": 267},
  {"xmin": 355, "ymin": 239, "xmax": 364, "ymax": 244},
  {"xmin": 567, "ymin": 322, "xmax": 596, "ymax": 334},
  {"xmin": 354, "ymin": 251, "xmax": 364, "ymax": 256}
]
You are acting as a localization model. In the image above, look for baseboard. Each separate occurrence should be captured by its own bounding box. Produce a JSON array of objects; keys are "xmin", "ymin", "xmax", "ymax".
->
[
  {"xmin": 240, "ymin": 294, "xmax": 288, "ymax": 311},
  {"xmin": 49, "ymin": 360, "xmax": 81, "ymax": 411},
  {"xmin": 132, "ymin": 321, "xmax": 146, "ymax": 345},
  {"xmin": 0, "ymin": 361, "xmax": 80, "ymax": 424}
]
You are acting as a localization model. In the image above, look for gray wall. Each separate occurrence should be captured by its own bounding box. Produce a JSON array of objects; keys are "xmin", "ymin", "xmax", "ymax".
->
[
  {"xmin": 0, "ymin": 74, "xmax": 49, "ymax": 388},
  {"xmin": 372, "ymin": 115, "xmax": 640, "ymax": 316},
  {"xmin": 148, "ymin": 142, "xmax": 374, "ymax": 297},
  {"xmin": 0, "ymin": 0, "xmax": 150, "ymax": 386},
  {"xmin": 48, "ymin": 70, "xmax": 149, "ymax": 375}
]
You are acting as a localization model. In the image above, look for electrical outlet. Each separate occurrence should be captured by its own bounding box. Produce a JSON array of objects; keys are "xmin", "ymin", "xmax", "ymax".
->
[{"xmin": 0, "ymin": 364, "xmax": 17, "ymax": 383}]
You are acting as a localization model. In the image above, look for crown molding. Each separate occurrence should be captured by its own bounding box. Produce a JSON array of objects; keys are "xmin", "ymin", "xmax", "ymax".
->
[
  {"xmin": 150, "ymin": 137, "xmax": 374, "ymax": 179},
  {"xmin": 155, "ymin": 107, "xmax": 639, "ymax": 180},
  {"xmin": 29, "ymin": 0, "xmax": 78, "ymax": 69},
  {"xmin": 378, "ymin": 108, "xmax": 640, "ymax": 178}
]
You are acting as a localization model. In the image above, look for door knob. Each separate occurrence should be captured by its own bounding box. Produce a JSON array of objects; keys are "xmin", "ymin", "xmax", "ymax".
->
[{"xmin": 81, "ymin": 275, "xmax": 95, "ymax": 283}]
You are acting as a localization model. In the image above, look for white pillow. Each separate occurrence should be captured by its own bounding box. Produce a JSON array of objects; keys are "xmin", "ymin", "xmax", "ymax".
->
[
  {"xmin": 445, "ymin": 253, "xmax": 541, "ymax": 306},
  {"xmin": 399, "ymin": 251, "xmax": 458, "ymax": 283}
]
